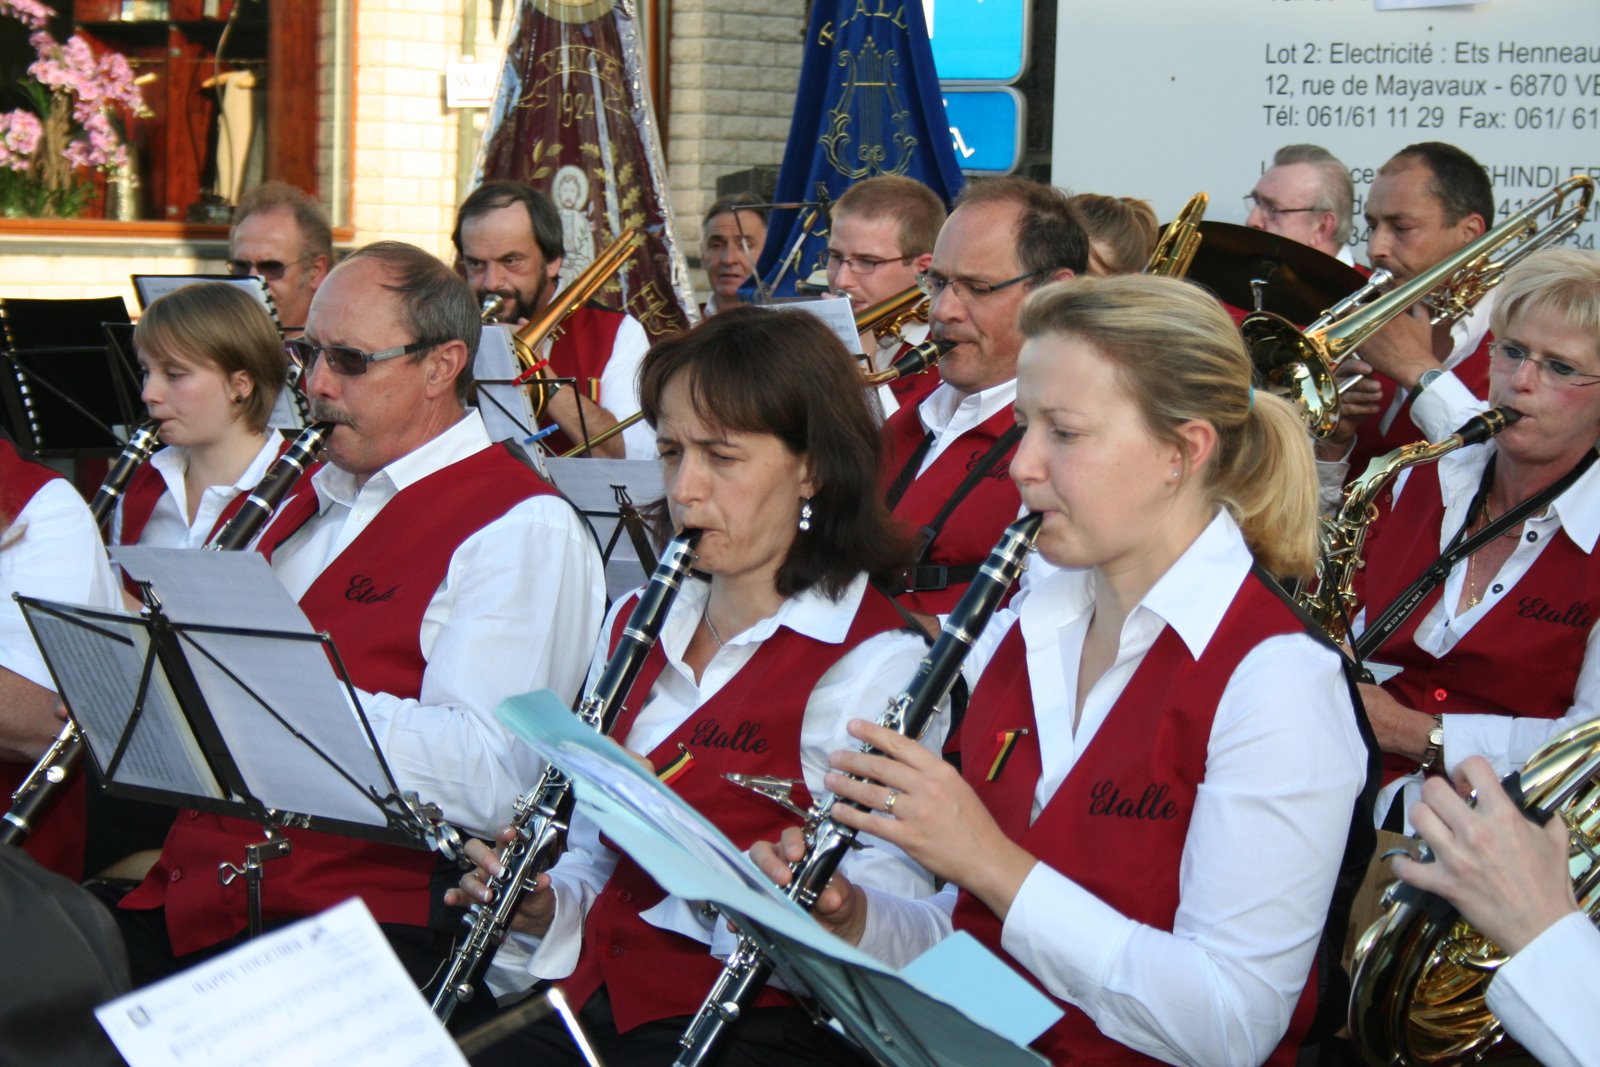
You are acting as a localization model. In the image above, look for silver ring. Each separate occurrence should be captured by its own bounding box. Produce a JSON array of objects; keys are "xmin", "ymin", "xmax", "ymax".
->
[{"xmin": 884, "ymin": 788, "xmax": 899, "ymax": 814}]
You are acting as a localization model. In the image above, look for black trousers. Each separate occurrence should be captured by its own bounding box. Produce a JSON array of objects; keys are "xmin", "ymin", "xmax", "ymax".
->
[{"xmin": 468, "ymin": 986, "xmax": 872, "ymax": 1067}]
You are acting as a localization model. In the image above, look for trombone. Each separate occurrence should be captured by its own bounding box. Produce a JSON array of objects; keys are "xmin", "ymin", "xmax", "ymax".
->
[{"xmin": 1246, "ymin": 175, "xmax": 1596, "ymax": 438}]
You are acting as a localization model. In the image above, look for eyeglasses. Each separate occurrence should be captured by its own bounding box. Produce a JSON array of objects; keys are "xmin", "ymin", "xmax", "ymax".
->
[
  {"xmin": 826, "ymin": 251, "xmax": 913, "ymax": 275},
  {"xmin": 285, "ymin": 337, "xmax": 439, "ymax": 377},
  {"xmin": 228, "ymin": 257, "xmax": 307, "ymax": 282},
  {"xmin": 915, "ymin": 269, "xmax": 1045, "ymax": 301},
  {"xmin": 1491, "ymin": 341, "xmax": 1600, "ymax": 388},
  {"xmin": 1243, "ymin": 193, "xmax": 1326, "ymax": 220}
]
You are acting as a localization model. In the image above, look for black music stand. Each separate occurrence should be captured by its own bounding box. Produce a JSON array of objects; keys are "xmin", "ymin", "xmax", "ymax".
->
[
  {"xmin": 16, "ymin": 589, "xmax": 453, "ymax": 935},
  {"xmin": 0, "ymin": 296, "xmax": 137, "ymax": 457}
]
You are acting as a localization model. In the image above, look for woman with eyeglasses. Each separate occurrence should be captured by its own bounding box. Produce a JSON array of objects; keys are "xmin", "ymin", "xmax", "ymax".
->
[
  {"xmin": 112, "ymin": 283, "xmax": 291, "ymax": 556},
  {"xmin": 753, "ymin": 275, "xmax": 1371, "ymax": 1065},
  {"xmin": 1351, "ymin": 248, "xmax": 1600, "ymax": 828}
]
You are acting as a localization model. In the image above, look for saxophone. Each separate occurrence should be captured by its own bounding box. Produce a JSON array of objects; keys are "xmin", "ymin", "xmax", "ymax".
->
[
  {"xmin": 672, "ymin": 513, "xmax": 1043, "ymax": 1067},
  {"xmin": 1300, "ymin": 407, "xmax": 1519, "ymax": 645},
  {"xmin": 430, "ymin": 528, "xmax": 703, "ymax": 1023},
  {"xmin": 0, "ymin": 421, "xmax": 163, "ymax": 848},
  {"xmin": 0, "ymin": 422, "xmax": 330, "ymax": 849}
]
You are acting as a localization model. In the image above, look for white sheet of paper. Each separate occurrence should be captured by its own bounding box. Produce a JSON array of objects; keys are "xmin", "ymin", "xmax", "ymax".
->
[
  {"xmin": 542, "ymin": 456, "xmax": 665, "ymax": 600},
  {"xmin": 780, "ymin": 295, "xmax": 863, "ymax": 354},
  {"xmin": 96, "ymin": 899, "xmax": 467, "ymax": 1067},
  {"xmin": 112, "ymin": 548, "xmax": 403, "ymax": 826}
]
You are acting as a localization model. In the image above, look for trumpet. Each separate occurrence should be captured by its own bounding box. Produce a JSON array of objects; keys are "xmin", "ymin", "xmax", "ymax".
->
[
  {"xmin": 1145, "ymin": 192, "xmax": 1208, "ymax": 277},
  {"xmin": 1246, "ymin": 175, "xmax": 1595, "ymax": 437},
  {"xmin": 508, "ymin": 229, "xmax": 643, "ymax": 420},
  {"xmin": 852, "ymin": 285, "xmax": 928, "ymax": 348}
]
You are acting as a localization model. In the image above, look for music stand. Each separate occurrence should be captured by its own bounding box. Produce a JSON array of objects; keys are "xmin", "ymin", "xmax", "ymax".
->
[
  {"xmin": 16, "ymin": 568, "xmax": 454, "ymax": 933},
  {"xmin": 0, "ymin": 296, "xmax": 137, "ymax": 457},
  {"xmin": 542, "ymin": 457, "xmax": 664, "ymax": 598}
]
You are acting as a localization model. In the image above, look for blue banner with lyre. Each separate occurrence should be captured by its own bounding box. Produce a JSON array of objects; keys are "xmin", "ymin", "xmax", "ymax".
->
[{"xmin": 750, "ymin": 0, "xmax": 964, "ymax": 301}]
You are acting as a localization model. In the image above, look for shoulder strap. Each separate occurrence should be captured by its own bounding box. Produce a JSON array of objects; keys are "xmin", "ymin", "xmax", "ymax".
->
[{"xmin": 915, "ymin": 424, "xmax": 1023, "ymax": 562}]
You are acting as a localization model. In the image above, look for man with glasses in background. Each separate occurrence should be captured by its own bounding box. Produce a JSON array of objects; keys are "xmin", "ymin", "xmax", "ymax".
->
[
  {"xmin": 827, "ymin": 175, "xmax": 948, "ymax": 416},
  {"xmin": 880, "ymin": 177, "xmax": 1085, "ymax": 614},
  {"xmin": 227, "ymin": 181, "xmax": 333, "ymax": 335},
  {"xmin": 1245, "ymin": 143, "xmax": 1357, "ymax": 265},
  {"xmin": 115, "ymin": 242, "xmax": 606, "ymax": 997}
]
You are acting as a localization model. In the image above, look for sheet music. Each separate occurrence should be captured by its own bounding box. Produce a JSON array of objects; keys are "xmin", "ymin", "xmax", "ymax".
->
[
  {"xmin": 780, "ymin": 295, "xmax": 862, "ymax": 354},
  {"xmin": 113, "ymin": 548, "xmax": 408, "ymax": 827},
  {"xmin": 130, "ymin": 274, "xmax": 274, "ymax": 316},
  {"xmin": 20, "ymin": 602, "xmax": 221, "ymax": 799},
  {"xmin": 96, "ymin": 899, "xmax": 468, "ymax": 1067},
  {"xmin": 542, "ymin": 456, "xmax": 664, "ymax": 600}
]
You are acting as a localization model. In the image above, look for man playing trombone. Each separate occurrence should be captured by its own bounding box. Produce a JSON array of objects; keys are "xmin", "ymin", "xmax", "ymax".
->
[{"xmin": 454, "ymin": 181, "xmax": 652, "ymax": 459}]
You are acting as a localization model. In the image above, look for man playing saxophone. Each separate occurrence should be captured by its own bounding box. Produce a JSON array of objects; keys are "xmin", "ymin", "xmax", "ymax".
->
[
  {"xmin": 111, "ymin": 241, "xmax": 606, "ymax": 987},
  {"xmin": 1351, "ymin": 249, "xmax": 1600, "ymax": 829},
  {"xmin": 454, "ymin": 180, "xmax": 652, "ymax": 459}
]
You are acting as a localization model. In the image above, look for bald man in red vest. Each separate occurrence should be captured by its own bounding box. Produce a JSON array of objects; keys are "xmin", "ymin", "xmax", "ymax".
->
[{"xmin": 116, "ymin": 241, "xmax": 607, "ymax": 988}]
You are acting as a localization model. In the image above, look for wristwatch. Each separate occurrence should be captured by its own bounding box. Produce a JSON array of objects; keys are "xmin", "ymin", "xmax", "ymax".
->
[
  {"xmin": 1411, "ymin": 367, "xmax": 1444, "ymax": 400},
  {"xmin": 1418, "ymin": 714, "xmax": 1445, "ymax": 772}
]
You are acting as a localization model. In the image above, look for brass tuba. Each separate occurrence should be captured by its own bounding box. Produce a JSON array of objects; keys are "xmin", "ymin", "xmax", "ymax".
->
[
  {"xmin": 1144, "ymin": 192, "xmax": 1208, "ymax": 277},
  {"xmin": 1246, "ymin": 175, "xmax": 1596, "ymax": 438},
  {"xmin": 1348, "ymin": 715, "xmax": 1600, "ymax": 1065},
  {"xmin": 507, "ymin": 228, "xmax": 643, "ymax": 420}
]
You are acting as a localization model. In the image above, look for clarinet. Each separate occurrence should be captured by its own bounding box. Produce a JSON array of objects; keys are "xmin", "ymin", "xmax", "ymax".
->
[
  {"xmin": 3, "ymin": 420, "xmax": 163, "ymax": 847},
  {"xmin": 673, "ymin": 513, "xmax": 1043, "ymax": 1067},
  {"xmin": 206, "ymin": 422, "xmax": 333, "ymax": 552},
  {"xmin": 430, "ymin": 528, "xmax": 703, "ymax": 1023},
  {"xmin": 0, "ymin": 422, "xmax": 329, "ymax": 849}
]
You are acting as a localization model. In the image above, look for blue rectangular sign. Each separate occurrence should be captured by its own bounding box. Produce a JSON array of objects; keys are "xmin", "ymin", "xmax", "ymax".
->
[
  {"xmin": 943, "ymin": 88, "xmax": 1024, "ymax": 174},
  {"xmin": 928, "ymin": 0, "xmax": 1030, "ymax": 83}
]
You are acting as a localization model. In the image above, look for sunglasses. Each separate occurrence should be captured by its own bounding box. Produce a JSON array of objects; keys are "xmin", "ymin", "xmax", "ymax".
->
[
  {"xmin": 228, "ymin": 257, "xmax": 306, "ymax": 282},
  {"xmin": 284, "ymin": 337, "xmax": 439, "ymax": 377}
]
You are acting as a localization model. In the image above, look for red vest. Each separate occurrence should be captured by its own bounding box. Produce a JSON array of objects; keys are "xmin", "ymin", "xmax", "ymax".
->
[
  {"xmin": 120, "ymin": 443, "xmax": 560, "ymax": 956},
  {"xmin": 561, "ymin": 584, "xmax": 908, "ymax": 1032},
  {"xmin": 0, "ymin": 440, "xmax": 88, "ymax": 880},
  {"xmin": 880, "ymin": 401, "xmax": 1021, "ymax": 614},
  {"xmin": 116, "ymin": 438, "xmax": 291, "ymax": 548},
  {"xmin": 543, "ymin": 303, "xmax": 626, "ymax": 456},
  {"xmin": 952, "ymin": 575, "xmax": 1320, "ymax": 1065},
  {"xmin": 1348, "ymin": 331, "xmax": 1493, "ymax": 476},
  {"xmin": 1359, "ymin": 454, "xmax": 1598, "ymax": 784}
]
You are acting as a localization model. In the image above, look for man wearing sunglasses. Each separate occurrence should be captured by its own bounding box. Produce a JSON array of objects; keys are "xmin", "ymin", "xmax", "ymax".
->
[
  {"xmin": 227, "ymin": 181, "xmax": 332, "ymax": 335},
  {"xmin": 116, "ymin": 241, "xmax": 607, "ymax": 990},
  {"xmin": 879, "ymin": 176, "xmax": 1084, "ymax": 614},
  {"xmin": 827, "ymin": 175, "xmax": 947, "ymax": 417},
  {"xmin": 453, "ymin": 181, "xmax": 651, "ymax": 460}
]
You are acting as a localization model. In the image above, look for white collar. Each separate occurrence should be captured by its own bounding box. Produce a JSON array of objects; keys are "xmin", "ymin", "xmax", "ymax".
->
[
  {"xmin": 917, "ymin": 377, "xmax": 1017, "ymax": 435},
  {"xmin": 312, "ymin": 409, "xmax": 489, "ymax": 511},
  {"xmin": 1437, "ymin": 441, "xmax": 1600, "ymax": 554},
  {"xmin": 668, "ymin": 571, "xmax": 872, "ymax": 656}
]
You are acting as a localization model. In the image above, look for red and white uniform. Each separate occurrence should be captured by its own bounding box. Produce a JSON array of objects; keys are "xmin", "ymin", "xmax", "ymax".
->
[
  {"xmin": 870, "ymin": 321, "xmax": 941, "ymax": 420},
  {"xmin": 0, "ymin": 440, "xmax": 120, "ymax": 879},
  {"xmin": 484, "ymin": 573, "xmax": 948, "ymax": 1026},
  {"xmin": 1355, "ymin": 440, "xmax": 1600, "ymax": 826},
  {"xmin": 881, "ymin": 379, "xmax": 1023, "ymax": 615},
  {"xmin": 856, "ymin": 513, "xmax": 1369, "ymax": 1065},
  {"xmin": 120, "ymin": 412, "xmax": 606, "ymax": 956},
  {"xmin": 111, "ymin": 435, "xmax": 286, "ymax": 548},
  {"xmin": 543, "ymin": 303, "xmax": 652, "ymax": 459}
]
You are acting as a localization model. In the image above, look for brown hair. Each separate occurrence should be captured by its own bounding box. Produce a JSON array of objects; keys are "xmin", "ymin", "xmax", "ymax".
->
[
  {"xmin": 1066, "ymin": 193, "xmax": 1159, "ymax": 275},
  {"xmin": 1018, "ymin": 275, "xmax": 1320, "ymax": 578},
  {"xmin": 232, "ymin": 181, "xmax": 333, "ymax": 264},
  {"xmin": 637, "ymin": 304, "xmax": 913, "ymax": 598},
  {"xmin": 832, "ymin": 175, "xmax": 947, "ymax": 257},
  {"xmin": 133, "ymin": 283, "xmax": 288, "ymax": 432},
  {"xmin": 953, "ymin": 176, "xmax": 1089, "ymax": 277}
]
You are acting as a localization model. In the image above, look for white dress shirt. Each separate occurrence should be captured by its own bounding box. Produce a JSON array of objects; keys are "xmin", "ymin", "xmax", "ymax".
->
[
  {"xmin": 855, "ymin": 512, "xmax": 1369, "ymax": 1067},
  {"xmin": 108, "ymin": 435, "xmax": 282, "ymax": 548},
  {"xmin": 590, "ymin": 312, "xmax": 654, "ymax": 460},
  {"xmin": 1485, "ymin": 911, "xmax": 1600, "ymax": 1067},
  {"xmin": 269, "ymin": 410, "xmax": 606, "ymax": 837},
  {"xmin": 484, "ymin": 572, "xmax": 947, "ymax": 998},
  {"xmin": 1, "ymin": 481, "xmax": 120, "ymax": 690},
  {"xmin": 913, "ymin": 377, "xmax": 1017, "ymax": 476},
  {"xmin": 1359, "ymin": 443, "xmax": 1600, "ymax": 830}
]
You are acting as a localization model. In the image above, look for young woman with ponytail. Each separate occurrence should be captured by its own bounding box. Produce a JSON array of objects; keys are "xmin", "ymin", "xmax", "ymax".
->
[{"xmin": 754, "ymin": 274, "xmax": 1376, "ymax": 1065}]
